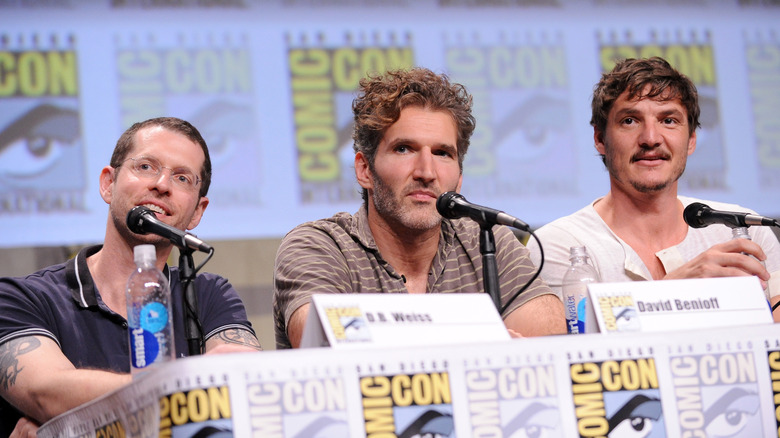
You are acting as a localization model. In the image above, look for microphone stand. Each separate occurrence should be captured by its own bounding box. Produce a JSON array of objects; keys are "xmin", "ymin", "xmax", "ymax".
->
[
  {"xmin": 178, "ymin": 248, "xmax": 202, "ymax": 356},
  {"xmin": 479, "ymin": 224, "xmax": 501, "ymax": 312}
]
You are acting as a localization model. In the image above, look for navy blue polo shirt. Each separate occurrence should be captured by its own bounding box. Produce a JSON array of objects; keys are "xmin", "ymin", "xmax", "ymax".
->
[{"xmin": 0, "ymin": 245, "xmax": 254, "ymax": 435}]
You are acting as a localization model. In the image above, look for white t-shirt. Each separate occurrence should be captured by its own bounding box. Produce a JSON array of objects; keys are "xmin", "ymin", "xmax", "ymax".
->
[{"xmin": 526, "ymin": 196, "xmax": 780, "ymax": 298}]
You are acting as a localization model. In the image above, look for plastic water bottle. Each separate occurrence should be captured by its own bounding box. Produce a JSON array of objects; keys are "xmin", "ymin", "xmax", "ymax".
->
[
  {"xmin": 732, "ymin": 227, "xmax": 770, "ymax": 300},
  {"xmin": 126, "ymin": 244, "xmax": 174, "ymax": 375},
  {"xmin": 561, "ymin": 246, "xmax": 600, "ymax": 334}
]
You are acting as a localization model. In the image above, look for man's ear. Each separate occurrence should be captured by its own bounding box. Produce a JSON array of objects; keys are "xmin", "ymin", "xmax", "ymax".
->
[
  {"xmin": 593, "ymin": 129, "xmax": 606, "ymax": 156},
  {"xmin": 98, "ymin": 166, "xmax": 115, "ymax": 204},
  {"xmin": 687, "ymin": 130, "xmax": 697, "ymax": 156},
  {"xmin": 187, "ymin": 196, "xmax": 209, "ymax": 230},
  {"xmin": 354, "ymin": 151, "xmax": 373, "ymax": 190}
]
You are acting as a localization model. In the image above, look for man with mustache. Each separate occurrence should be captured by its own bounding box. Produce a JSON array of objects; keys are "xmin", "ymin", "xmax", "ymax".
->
[
  {"xmin": 527, "ymin": 57, "xmax": 780, "ymax": 319},
  {"xmin": 0, "ymin": 117, "xmax": 261, "ymax": 437},
  {"xmin": 273, "ymin": 68, "xmax": 565, "ymax": 349}
]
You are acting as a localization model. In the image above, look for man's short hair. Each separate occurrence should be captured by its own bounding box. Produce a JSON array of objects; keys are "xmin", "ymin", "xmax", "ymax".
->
[
  {"xmin": 590, "ymin": 56, "xmax": 701, "ymax": 138},
  {"xmin": 110, "ymin": 117, "xmax": 212, "ymax": 198},
  {"xmin": 352, "ymin": 67, "xmax": 476, "ymax": 173}
]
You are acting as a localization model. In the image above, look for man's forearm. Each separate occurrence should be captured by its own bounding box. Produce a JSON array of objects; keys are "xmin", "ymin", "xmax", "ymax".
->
[
  {"xmin": 1, "ymin": 336, "xmax": 131, "ymax": 424},
  {"xmin": 504, "ymin": 294, "xmax": 566, "ymax": 336}
]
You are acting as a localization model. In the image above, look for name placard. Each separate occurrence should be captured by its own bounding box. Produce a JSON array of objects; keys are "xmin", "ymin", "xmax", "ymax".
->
[
  {"xmin": 587, "ymin": 276, "xmax": 772, "ymax": 333},
  {"xmin": 299, "ymin": 293, "xmax": 510, "ymax": 348}
]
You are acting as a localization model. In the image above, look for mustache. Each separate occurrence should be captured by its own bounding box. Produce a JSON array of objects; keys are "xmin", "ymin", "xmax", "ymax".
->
[
  {"xmin": 402, "ymin": 182, "xmax": 459, "ymax": 197},
  {"xmin": 630, "ymin": 151, "xmax": 671, "ymax": 162}
]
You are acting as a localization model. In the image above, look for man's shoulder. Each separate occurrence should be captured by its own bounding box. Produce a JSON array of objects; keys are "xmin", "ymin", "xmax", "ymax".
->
[
  {"xmin": 287, "ymin": 211, "xmax": 355, "ymax": 236},
  {"xmin": 0, "ymin": 261, "xmax": 73, "ymax": 327},
  {"xmin": 533, "ymin": 202, "xmax": 599, "ymax": 236},
  {"xmin": 0, "ymin": 260, "xmax": 70, "ymax": 293},
  {"xmin": 180, "ymin": 270, "xmax": 226, "ymax": 284},
  {"xmin": 281, "ymin": 210, "xmax": 370, "ymax": 250}
]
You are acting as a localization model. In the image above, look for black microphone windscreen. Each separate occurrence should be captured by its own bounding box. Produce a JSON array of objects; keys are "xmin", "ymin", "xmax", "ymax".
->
[
  {"xmin": 127, "ymin": 206, "xmax": 153, "ymax": 234},
  {"xmin": 436, "ymin": 192, "xmax": 463, "ymax": 219},
  {"xmin": 683, "ymin": 202, "xmax": 710, "ymax": 229}
]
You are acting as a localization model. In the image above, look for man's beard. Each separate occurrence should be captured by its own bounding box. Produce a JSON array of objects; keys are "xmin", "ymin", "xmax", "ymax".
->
[
  {"xmin": 628, "ymin": 161, "xmax": 686, "ymax": 194},
  {"xmin": 111, "ymin": 203, "xmax": 166, "ymax": 246},
  {"xmin": 370, "ymin": 171, "xmax": 443, "ymax": 232},
  {"xmin": 604, "ymin": 146, "xmax": 687, "ymax": 194}
]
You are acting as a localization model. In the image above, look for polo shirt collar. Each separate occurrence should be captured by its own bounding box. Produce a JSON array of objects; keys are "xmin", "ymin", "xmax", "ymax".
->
[
  {"xmin": 66, "ymin": 244, "xmax": 171, "ymax": 308},
  {"xmin": 66, "ymin": 245, "xmax": 101, "ymax": 308},
  {"xmin": 350, "ymin": 205, "xmax": 378, "ymax": 251}
]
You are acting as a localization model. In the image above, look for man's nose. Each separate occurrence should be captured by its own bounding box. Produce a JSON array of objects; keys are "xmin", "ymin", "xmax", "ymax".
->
[
  {"xmin": 412, "ymin": 149, "xmax": 436, "ymax": 181},
  {"xmin": 638, "ymin": 121, "xmax": 662, "ymax": 148}
]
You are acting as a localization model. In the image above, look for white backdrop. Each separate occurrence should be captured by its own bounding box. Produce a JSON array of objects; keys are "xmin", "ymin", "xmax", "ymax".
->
[{"xmin": 1, "ymin": 0, "xmax": 778, "ymax": 248}]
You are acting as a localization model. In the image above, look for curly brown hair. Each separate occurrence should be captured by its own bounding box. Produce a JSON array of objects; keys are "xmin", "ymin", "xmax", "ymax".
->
[
  {"xmin": 110, "ymin": 117, "xmax": 212, "ymax": 198},
  {"xmin": 352, "ymin": 68, "xmax": 475, "ymax": 174},
  {"xmin": 591, "ymin": 56, "xmax": 700, "ymax": 140}
]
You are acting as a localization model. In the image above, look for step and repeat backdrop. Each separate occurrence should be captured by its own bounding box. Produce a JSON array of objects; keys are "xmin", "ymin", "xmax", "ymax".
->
[{"xmin": 0, "ymin": 0, "xmax": 779, "ymax": 248}]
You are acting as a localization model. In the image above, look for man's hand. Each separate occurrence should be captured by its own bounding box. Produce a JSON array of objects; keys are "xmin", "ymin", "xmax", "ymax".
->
[
  {"xmin": 507, "ymin": 328, "xmax": 525, "ymax": 338},
  {"xmin": 10, "ymin": 416, "xmax": 38, "ymax": 438},
  {"xmin": 664, "ymin": 239, "xmax": 770, "ymax": 289}
]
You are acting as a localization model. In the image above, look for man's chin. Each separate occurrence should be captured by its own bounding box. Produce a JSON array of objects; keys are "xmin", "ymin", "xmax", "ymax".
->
[
  {"xmin": 630, "ymin": 179, "xmax": 674, "ymax": 193},
  {"xmin": 397, "ymin": 215, "xmax": 442, "ymax": 232}
]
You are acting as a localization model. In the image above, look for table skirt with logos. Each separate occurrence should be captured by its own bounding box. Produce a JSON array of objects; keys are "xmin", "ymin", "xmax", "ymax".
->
[{"xmin": 39, "ymin": 322, "xmax": 780, "ymax": 438}]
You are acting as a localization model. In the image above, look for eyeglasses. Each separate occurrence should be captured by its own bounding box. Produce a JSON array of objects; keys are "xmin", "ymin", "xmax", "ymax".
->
[{"xmin": 121, "ymin": 156, "xmax": 201, "ymax": 192}]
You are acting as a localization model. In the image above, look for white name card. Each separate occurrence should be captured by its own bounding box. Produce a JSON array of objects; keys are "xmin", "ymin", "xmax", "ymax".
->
[
  {"xmin": 586, "ymin": 276, "xmax": 772, "ymax": 334},
  {"xmin": 299, "ymin": 293, "xmax": 510, "ymax": 349}
]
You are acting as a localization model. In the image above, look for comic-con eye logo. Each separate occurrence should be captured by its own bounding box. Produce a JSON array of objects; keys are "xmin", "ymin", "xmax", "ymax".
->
[
  {"xmin": 672, "ymin": 353, "xmax": 761, "ymax": 437},
  {"xmin": 398, "ymin": 409, "xmax": 454, "ymax": 438},
  {"xmin": 324, "ymin": 306, "xmax": 371, "ymax": 342},
  {"xmin": 0, "ymin": 104, "xmax": 80, "ymax": 182},
  {"xmin": 607, "ymin": 394, "xmax": 662, "ymax": 437},
  {"xmin": 598, "ymin": 295, "xmax": 640, "ymax": 332}
]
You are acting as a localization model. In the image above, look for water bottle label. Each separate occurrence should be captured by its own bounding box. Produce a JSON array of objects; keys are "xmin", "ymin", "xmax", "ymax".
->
[
  {"xmin": 576, "ymin": 297, "xmax": 587, "ymax": 333},
  {"xmin": 140, "ymin": 302, "xmax": 168, "ymax": 333},
  {"xmin": 566, "ymin": 296, "xmax": 587, "ymax": 334},
  {"xmin": 130, "ymin": 327, "xmax": 160, "ymax": 368}
]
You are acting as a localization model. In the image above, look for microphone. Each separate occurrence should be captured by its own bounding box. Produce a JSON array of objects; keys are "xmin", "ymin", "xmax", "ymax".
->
[
  {"xmin": 436, "ymin": 191, "xmax": 529, "ymax": 231},
  {"xmin": 683, "ymin": 202, "xmax": 778, "ymax": 229},
  {"xmin": 126, "ymin": 206, "xmax": 213, "ymax": 253}
]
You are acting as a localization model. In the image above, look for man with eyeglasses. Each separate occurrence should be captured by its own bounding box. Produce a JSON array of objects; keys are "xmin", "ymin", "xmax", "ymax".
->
[{"xmin": 0, "ymin": 117, "xmax": 261, "ymax": 437}]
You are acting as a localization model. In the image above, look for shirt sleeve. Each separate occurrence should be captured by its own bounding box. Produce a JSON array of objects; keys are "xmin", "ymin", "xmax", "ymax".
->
[
  {"xmin": 0, "ymin": 277, "xmax": 60, "ymax": 348},
  {"xmin": 194, "ymin": 273, "xmax": 255, "ymax": 341},
  {"xmin": 493, "ymin": 225, "xmax": 559, "ymax": 317},
  {"xmin": 273, "ymin": 224, "xmax": 353, "ymax": 347}
]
